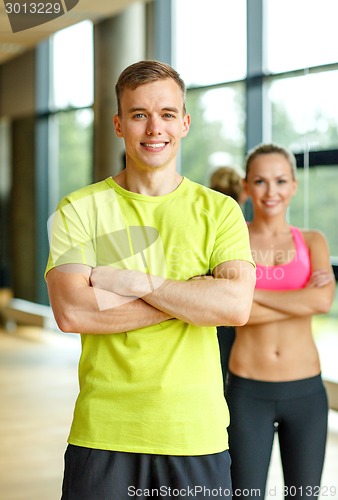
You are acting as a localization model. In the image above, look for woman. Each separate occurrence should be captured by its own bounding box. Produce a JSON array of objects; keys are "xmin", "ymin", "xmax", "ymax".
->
[{"xmin": 226, "ymin": 143, "xmax": 335, "ymax": 500}]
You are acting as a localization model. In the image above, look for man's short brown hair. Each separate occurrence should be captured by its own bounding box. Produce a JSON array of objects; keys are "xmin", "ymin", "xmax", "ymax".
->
[{"xmin": 115, "ymin": 60, "xmax": 187, "ymax": 116}]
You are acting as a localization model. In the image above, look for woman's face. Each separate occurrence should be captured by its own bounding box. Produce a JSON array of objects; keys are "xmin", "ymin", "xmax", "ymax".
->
[{"xmin": 244, "ymin": 153, "xmax": 298, "ymax": 217}]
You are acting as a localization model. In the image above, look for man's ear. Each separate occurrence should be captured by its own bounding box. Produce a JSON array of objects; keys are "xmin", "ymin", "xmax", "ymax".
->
[
  {"xmin": 182, "ymin": 113, "xmax": 191, "ymax": 137},
  {"xmin": 113, "ymin": 114, "xmax": 123, "ymax": 138}
]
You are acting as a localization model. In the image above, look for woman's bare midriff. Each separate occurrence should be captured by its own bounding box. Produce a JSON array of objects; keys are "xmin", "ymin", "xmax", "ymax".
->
[{"xmin": 228, "ymin": 315, "xmax": 321, "ymax": 381}]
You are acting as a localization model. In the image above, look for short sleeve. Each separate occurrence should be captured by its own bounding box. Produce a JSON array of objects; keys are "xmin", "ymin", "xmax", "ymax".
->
[
  {"xmin": 45, "ymin": 197, "xmax": 97, "ymax": 278},
  {"xmin": 209, "ymin": 197, "xmax": 255, "ymax": 271}
]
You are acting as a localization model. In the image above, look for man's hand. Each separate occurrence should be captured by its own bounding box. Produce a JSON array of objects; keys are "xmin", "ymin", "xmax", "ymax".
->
[{"xmin": 90, "ymin": 267, "xmax": 165, "ymax": 298}]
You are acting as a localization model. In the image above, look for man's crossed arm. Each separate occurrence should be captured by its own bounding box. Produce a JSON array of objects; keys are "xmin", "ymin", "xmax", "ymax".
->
[{"xmin": 46, "ymin": 260, "xmax": 255, "ymax": 334}]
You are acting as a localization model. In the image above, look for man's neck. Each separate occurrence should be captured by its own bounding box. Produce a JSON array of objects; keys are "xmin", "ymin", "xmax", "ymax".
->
[{"xmin": 114, "ymin": 167, "xmax": 183, "ymax": 196}]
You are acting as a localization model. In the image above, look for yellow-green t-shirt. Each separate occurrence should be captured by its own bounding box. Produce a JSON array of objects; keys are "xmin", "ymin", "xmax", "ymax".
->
[{"xmin": 45, "ymin": 177, "xmax": 254, "ymax": 455}]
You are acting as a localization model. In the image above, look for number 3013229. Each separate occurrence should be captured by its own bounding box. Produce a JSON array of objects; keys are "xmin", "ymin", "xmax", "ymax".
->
[{"xmin": 5, "ymin": 2, "xmax": 62, "ymax": 15}]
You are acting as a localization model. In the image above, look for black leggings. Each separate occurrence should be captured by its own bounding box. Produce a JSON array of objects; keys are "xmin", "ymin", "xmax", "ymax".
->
[{"xmin": 225, "ymin": 373, "xmax": 328, "ymax": 500}]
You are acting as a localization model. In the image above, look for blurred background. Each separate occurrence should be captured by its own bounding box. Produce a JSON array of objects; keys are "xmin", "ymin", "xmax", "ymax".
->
[{"xmin": 0, "ymin": 1, "xmax": 337, "ymax": 498}]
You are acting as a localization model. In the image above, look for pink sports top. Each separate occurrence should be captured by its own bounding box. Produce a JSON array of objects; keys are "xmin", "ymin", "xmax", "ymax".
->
[{"xmin": 254, "ymin": 226, "xmax": 311, "ymax": 290}]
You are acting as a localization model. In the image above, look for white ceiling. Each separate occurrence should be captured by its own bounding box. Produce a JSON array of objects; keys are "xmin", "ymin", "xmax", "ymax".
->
[{"xmin": 0, "ymin": 0, "xmax": 145, "ymax": 65}]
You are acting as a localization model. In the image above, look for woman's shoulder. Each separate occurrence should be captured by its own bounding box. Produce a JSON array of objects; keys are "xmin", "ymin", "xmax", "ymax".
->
[{"xmin": 296, "ymin": 227, "xmax": 329, "ymax": 248}]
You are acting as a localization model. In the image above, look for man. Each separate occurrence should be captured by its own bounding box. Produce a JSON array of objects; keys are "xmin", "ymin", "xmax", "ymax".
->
[{"xmin": 46, "ymin": 60, "xmax": 255, "ymax": 499}]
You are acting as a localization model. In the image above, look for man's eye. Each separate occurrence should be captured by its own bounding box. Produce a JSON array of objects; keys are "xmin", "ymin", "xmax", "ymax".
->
[
  {"xmin": 133, "ymin": 113, "xmax": 145, "ymax": 119},
  {"xmin": 163, "ymin": 113, "xmax": 174, "ymax": 119}
]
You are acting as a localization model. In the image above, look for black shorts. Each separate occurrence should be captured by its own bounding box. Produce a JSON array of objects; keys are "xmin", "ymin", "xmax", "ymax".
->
[{"xmin": 61, "ymin": 445, "xmax": 232, "ymax": 499}]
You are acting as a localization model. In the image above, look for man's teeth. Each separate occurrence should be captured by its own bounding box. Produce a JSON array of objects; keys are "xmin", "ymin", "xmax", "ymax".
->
[{"xmin": 143, "ymin": 143, "xmax": 165, "ymax": 148}]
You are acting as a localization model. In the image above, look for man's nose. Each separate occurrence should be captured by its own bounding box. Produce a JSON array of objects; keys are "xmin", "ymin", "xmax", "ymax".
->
[{"xmin": 146, "ymin": 116, "xmax": 162, "ymax": 135}]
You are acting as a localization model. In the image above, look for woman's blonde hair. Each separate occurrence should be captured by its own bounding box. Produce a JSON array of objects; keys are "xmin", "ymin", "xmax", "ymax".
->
[
  {"xmin": 245, "ymin": 143, "xmax": 297, "ymax": 180},
  {"xmin": 210, "ymin": 166, "xmax": 244, "ymax": 203}
]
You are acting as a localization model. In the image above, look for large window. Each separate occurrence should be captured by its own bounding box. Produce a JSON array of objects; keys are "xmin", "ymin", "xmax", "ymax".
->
[
  {"xmin": 174, "ymin": 0, "xmax": 338, "ymax": 380},
  {"xmin": 50, "ymin": 21, "xmax": 94, "ymax": 202}
]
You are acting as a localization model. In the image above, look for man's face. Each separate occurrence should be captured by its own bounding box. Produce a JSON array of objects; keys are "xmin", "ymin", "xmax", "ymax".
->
[{"xmin": 114, "ymin": 78, "xmax": 190, "ymax": 171}]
